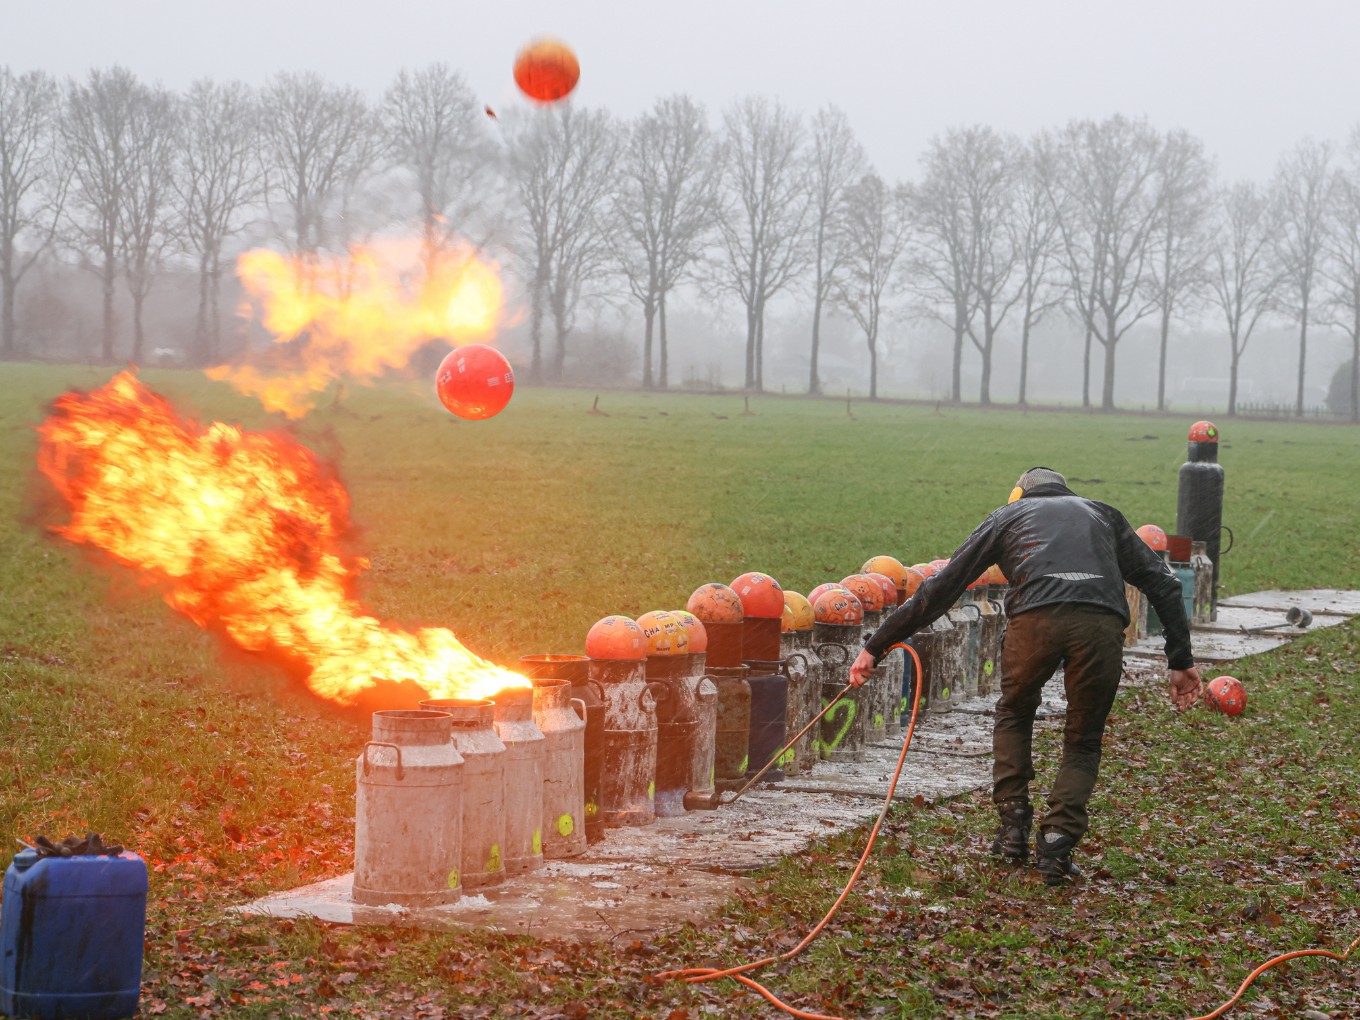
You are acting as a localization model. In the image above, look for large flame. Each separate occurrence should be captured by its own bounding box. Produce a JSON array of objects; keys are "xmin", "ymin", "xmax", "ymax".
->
[
  {"xmin": 210, "ymin": 238, "xmax": 505, "ymax": 418},
  {"xmin": 36, "ymin": 371, "xmax": 528, "ymax": 706}
]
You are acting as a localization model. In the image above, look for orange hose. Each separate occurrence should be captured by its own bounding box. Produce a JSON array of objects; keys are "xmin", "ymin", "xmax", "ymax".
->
[
  {"xmin": 657, "ymin": 643, "xmax": 924, "ymax": 1019},
  {"xmin": 1186, "ymin": 934, "xmax": 1359, "ymax": 1019}
]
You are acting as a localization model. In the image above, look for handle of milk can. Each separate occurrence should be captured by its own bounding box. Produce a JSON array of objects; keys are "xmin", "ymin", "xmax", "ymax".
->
[
  {"xmin": 815, "ymin": 643, "xmax": 850, "ymax": 667},
  {"xmin": 362, "ymin": 741, "xmax": 405, "ymax": 780},
  {"xmin": 785, "ymin": 650, "xmax": 809, "ymax": 678},
  {"xmin": 960, "ymin": 603, "xmax": 982, "ymax": 620},
  {"xmin": 644, "ymin": 681, "xmax": 668, "ymax": 709},
  {"xmin": 586, "ymin": 678, "xmax": 606, "ymax": 702},
  {"xmin": 1220, "ymin": 525, "xmax": 1234, "ymax": 554},
  {"xmin": 570, "ymin": 697, "xmax": 587, "ymax": 723}
]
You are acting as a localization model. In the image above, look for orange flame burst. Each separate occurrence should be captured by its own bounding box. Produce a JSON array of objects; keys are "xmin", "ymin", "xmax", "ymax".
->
[
  {"xmin": 36, "ymin": 371, "xmax": 528, "ymax": 706},
  {"xmin": 210, "ymin": 238, "xmax": 506, "ymax": 418}
]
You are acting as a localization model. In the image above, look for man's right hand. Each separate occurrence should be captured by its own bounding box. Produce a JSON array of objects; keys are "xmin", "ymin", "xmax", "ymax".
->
[
  {"xmin": 1168, "ymin": 667, "xmax": 1203, "ymax": 711},
  {"xmin": 849, "ymin": 649, "xmax": 876, "ymax": 688}
]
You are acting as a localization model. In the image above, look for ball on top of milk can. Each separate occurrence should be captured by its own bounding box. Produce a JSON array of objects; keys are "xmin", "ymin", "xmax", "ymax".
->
[{"xmin": 585, "ymin": 616, "xmax": 647, "ymax": 660}]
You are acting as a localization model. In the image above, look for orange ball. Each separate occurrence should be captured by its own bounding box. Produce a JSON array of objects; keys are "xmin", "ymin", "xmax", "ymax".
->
[
  {"xmin": 864, "ymin": 571, "xmax": 898, "ymax": 608},
  {"xmin": 807, "ymin": 582, "xmax": 851, "ymax": 608},
  {"xmin": 1188, "ymin": 420, "xmax": 1219, "ymax": 443},
  {"xmin": 929, "ymin": 558, "xmax": 950, "ymax": 572},
  {"xmin": 636, "ymin": 610, "xmax": 689, "ymax": 656},
  {"xmin": 1205, "ymin": 675, "xmax": 1246, "ymax": 716},
  {"xmin": 902, "ymin": 567, "xmax": 928, "ymax": 597},
  {"xmin": 513, "ymin": 38, "xmax": 580, "ymax": 103},
  {"xmin": 730, "ymin": 572, "xmax": 784, "ymax": 619},
  {"xmin": 435, "ymin": 344, "xmax": 514, "ymax": 420},
  {"xmin": 686, "ymin": 583, "xmax": 744, "ymax": 624},
  {"xmin": 861, "ymin": 555, "xmax": 906, "ymax": 588},
  {"xmin": 814, "ymin": 589, "xmax": 863, "ymax": 626},
  {"xmin": 782, "ymin": 591, "xmax": 815, "ymax": 631},
  {"xmin": 912, "ymin": 562, "xmax": 936, "ymax": 580},
  {"xmin": 585, "ymin": 616, "xmax": 646, "ymax": 660},
  {"xmin": 983, "ymin": 564, "xmax": 1009, "ymax": 586},
  {"xmin": 671, "ymin": 609, "xmax": 708, "ymax": 653},
  {"xmin": 839, "ymin": 574, "xmax": 886, "ymax": 613},
  {"xmin": 1136, "ymin": 524, "xmax": 1168, "ymax": 551}
]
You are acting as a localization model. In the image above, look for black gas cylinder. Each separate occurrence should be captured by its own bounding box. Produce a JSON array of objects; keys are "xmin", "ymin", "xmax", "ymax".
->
[{"xmin": 1175, "ymin": 420, "xmax": 1225, "ymax": 616}]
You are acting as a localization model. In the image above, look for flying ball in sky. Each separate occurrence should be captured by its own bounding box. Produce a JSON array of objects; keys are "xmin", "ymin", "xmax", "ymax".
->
[
  {"xmin": 514, "ymin": 38, "xmax": 580, "ymax": 102},
  {"xmin": 436, "ymin": 344, "xmax": 514, "ymax": 420}
]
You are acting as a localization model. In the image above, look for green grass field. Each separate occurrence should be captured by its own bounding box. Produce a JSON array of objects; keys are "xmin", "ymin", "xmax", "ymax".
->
[{"xmin": 1, "ymin": 363, "xmax": 1358, "ymax": 1018}]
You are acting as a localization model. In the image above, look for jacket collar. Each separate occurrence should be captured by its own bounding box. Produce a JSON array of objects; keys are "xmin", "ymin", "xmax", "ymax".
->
[{"xmin": 1021, "ymin": 482, "xmax": 1078, "ymax": 499}]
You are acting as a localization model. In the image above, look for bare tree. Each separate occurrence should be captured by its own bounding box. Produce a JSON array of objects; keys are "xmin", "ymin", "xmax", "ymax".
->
[
  {"xmin": 1271, "ymin": 138, "xmax": 1333, "ymax": 415},
  {"xmin": 63, "ymin": 67, "xmax": 142, "ymax": 362},
  {"xmin": 178, "ymin": 79, "xmax": 264, "ymax": 365},
  {"xmin": 260, "ymin": 72, "xmax": 374, "ymax": 265},
  {"xmin": 383, "ymin": 64, "xmax": 495, "ymax": 268},
  {"xmin": 118, "ymin": 83, "xmax": 180, "ymax": 364},
  {"xmin": 509, "ymin": 104, "xmax": 620, "ymax": 382},
  {"xmin": 807, "ymin": 105, "xmax": 864, "ymax": 395},
  {"xmin": 1010, "ymin": 138, "xmax": 1063, "ymax": 405},
  {"xmin": 833, "ymin": 173, "xmax": 911, "ymax": 399},
  {"xmin": 963, "ymin": 129, "xmax": 1023, "ymax": 404},
  {"xmin": 611, "ymin": 95, "xmax": 717, "ymax": 388},
  {"xmin": 0, "ymin": 68, "xmax": 65, "ymax": 358},
  {"xmin": 1045, "ymin": 115, "xmax": 1166, "ymax": 411},
  {"xmin": 907, "ymin": 127, "xmax": 984, "ymax": 402},
  {"xmin": 1322, "ymin": 132, "xmax": 1360, "ymax": 422},
  {"xmin": 714, "ymin": 96, "xmax": 810, "ymax": 391},
  {"xmin": 1149, "ymin": 129, "xmax": 1214, "ymax": 410},
  {"xmin": 1206, "ymin": 182, "xmax": 1280, "ymax": 415}
]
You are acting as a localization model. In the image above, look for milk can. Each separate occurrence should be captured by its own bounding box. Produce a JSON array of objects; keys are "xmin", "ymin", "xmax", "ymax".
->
[
  {"xmin": 531, "ymin": 679, "xmax": 587, "ymax": 859},
  {"xmin": 955, "ymin": 592, "xmax": 984, "ymax": 700},
  {"xmin": 354, "ymin": 709, "xmax": 464, "ymax": 906},
  {"xmin": 778, "ymin": 630, "xmax": 810, "ymax": 776},
  {"xmin": 688, "ymin": 671, "xmax": 719, "ymax": 801},
  {"xmin": 790, "ymin": 628, "xmax": 824, "ymax": 769},
  {"xmin": 421, "ymin": 698, "xmax": 506, "ymax": 890},
  {"xmin": 648, "ymin": 655, "xmax": 699, "ymax": 817},
  {"xmin": 857, "ymin": 608, "xmax": 888, "ymax": 743},
  {"xmin": 490, "ymin": 689, "xmax": 545, "ymax": 875},
  {"xmin": 709, "ymin": 665, "xmax": 752, "ymax": 789},
  {"xmin": 919, "ymin": 613, "xmax": 960, "ymax": 716},
  {"xmin": 813, "ymin": 625, "xmax": 870, "ymax": 762},
  {"xmin": 742, "ymin": 659, "xmax": 789, "ymax": 783},
  {"xmin": 810, "ymin": 641, "xmax": 864, "ymax": 761},
  {"xmin": 521, "ymin": 654, "xmax": 605, "ymax": 843},
  {"xmin": 975, "ymin": 592, "xmax": 1003, "ymax": 696},
  {"xmin": 589, "ymin": 657, "xmax": 658, "ymax": 827}
]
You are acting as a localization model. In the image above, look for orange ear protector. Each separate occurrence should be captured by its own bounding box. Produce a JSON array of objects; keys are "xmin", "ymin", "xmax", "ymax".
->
[{"xmin": 1008, "ymin": 486, "xmax": 1024, "ymax": 504}]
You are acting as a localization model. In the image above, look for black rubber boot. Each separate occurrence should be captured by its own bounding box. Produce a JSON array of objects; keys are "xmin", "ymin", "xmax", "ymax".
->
[
  {"xmin": 1035, "ymin": 830, "xmax": 1083, "ymax": 886},
  {"xmin": 990, "ymin": 799, "xmax": 1032, "ymax": 862}
]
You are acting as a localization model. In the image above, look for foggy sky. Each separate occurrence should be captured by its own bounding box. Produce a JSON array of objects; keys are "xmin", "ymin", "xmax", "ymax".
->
[{"xmin": 7, "ymin": 0, "xmax": 1360, "ymax": 184}]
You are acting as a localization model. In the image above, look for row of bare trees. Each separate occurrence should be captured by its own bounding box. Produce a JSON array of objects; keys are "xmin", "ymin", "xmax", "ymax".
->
[{"xmin": 3, "ymin": 64, "xmax": 1358, "ymax": 417}]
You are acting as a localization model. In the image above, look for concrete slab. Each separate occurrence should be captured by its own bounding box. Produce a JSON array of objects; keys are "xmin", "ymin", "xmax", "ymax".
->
[
  {"xmin": 232, "ymin": 860, "xmax": 743, "ymax": 943},
  {"xmin": 1126, "ymin": 629, "xmax": 1291, "ymax": 664},
  {"xmin": 1218, "ymin": 589, "xmax": 1360, "ymax": 617},
  {"xmin": 1194, "ymin": 605, "xmax": 1351, "ymax": 635}
]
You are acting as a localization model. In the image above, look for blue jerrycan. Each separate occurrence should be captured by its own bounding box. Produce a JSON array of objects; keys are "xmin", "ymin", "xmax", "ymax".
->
[{"xmin": 0, "ymin": 849, "xmax": 148, "ymax": 1019}]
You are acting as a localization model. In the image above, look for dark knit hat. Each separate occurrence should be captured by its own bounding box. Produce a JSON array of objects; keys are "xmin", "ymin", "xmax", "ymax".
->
[{"xmin": 1015, "ymin": 467, "xmax": 1066, "ymax": 492}]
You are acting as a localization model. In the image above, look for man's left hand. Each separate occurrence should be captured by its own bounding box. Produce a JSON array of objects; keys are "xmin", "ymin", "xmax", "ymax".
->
[{"xmin": 849, "ymin": 649, "xmax": 876, "ymax": 687}]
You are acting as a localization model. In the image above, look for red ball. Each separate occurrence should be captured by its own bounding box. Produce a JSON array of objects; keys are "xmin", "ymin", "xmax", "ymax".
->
[
  {"xmin": 1205, "ymin": 675, "xmax": 1246, "ymax": 716},
  {"xmin": 839, "ymin": 574, "xmax": 886, "ymax": 613},
  {"xmin": 435, "ymin": 344, "xmax": 514, "ymax": 420},
  {"xmin": 585, "ymin": 616, "xmax": 646, "ymax": 660},
  {"xmin": 807, "ymin": 582, "xmax": 850, "ymax": 609},
  {"xmin": 814, "ymin": 589, "xmax": 863, "ymax": 626},
  {"xmin": 1189, "ymin": 420, "xmax": 1219, "ymax": 443},
  {"xmin": 686, "ymin": 583, "xmax": 744, "ymax": 624},
  {"xmin": 730, "ymin": 572, "xmax": 784, "ymax": 619},
  {"xmin": 864, "ymin": 571, "xmax": 899, "ymax": 607},
  {"xmin": 513, "ymin": 38, "xmax": 580, "ymax": 103},
  {"xmin": 1137, "ymin": 524, "xmax": 1168, "ymax": 552}
]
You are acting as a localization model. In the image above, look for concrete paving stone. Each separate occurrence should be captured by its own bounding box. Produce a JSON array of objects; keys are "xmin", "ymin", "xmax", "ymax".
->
[{"xmin": 1217, "ymin": 589, "xmax": 1360, "ymax": 616}]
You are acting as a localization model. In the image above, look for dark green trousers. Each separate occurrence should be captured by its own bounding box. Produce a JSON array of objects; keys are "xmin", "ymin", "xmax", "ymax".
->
[{"xmin": 992, "ymin": 604, "xmax": 1126, "ymax": 842}]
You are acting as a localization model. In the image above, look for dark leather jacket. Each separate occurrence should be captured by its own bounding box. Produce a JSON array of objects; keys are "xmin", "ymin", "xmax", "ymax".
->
[{"xmin": 865, "ymin": 482, "xmax": 1194, "ymax": 669}]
